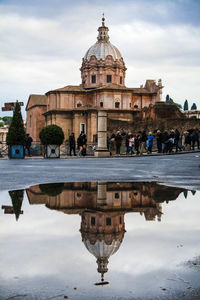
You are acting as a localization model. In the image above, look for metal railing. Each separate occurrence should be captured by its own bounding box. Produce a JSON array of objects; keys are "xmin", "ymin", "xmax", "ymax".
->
[{"xmin": 0, "ymin": 142, "xmax": 8, "ymax": 157}]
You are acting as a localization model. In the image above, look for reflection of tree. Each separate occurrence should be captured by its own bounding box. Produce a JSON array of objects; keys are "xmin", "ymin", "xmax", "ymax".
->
[
  {"xmin": 39, "ymin": 183, "xmax": 64, "ymax": 197},
  {"xmin": 8, "ymin": 190, "xmax": 24, "ymax": 221}
]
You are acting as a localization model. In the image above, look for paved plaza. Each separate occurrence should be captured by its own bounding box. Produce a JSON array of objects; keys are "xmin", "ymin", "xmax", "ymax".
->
[{"xmin": 0, "ymin": 152, "xmax": 200, "ymax": 191}]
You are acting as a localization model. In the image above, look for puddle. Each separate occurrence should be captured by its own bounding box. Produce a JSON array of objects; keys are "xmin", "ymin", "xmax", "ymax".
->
[{"xmin": 0, "ymin": 182, "xmax": 200, "ymax": 299}]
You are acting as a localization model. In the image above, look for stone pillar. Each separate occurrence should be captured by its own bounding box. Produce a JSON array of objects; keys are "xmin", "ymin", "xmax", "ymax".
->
[
  {"xmin": 95, "ymin": 111, "xmax": 110, "ymax": 157},
  {"xmin": 97, "ymin": 182, "xmax": 107, "ymax": 207}
]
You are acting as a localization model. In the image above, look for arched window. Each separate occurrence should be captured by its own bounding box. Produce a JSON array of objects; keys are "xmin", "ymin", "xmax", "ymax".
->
[
  {"xmin": 77, "ymin": 103, "xmax": 82, "ymax": 107},
  {"xmin": 91, "ymin": 75, "xmax": 96, "ymax": 84},
  {"xmin": 106, "ymin": 217, "xmax": 111, "ymax": 226},
  {"xmin": 115, "ymin": 102, "xmax": 120, "ymax": 108},
  {"xmin": 107, "ymin": 75, "xmax": 112, "ymax": 83},
  {"xmin": 100, "ymin": 102, "xmax": 103, "ymax": 107},
  {"xmin": 91, "ymin": 217, "xmax": 96, "ymax": 225}
]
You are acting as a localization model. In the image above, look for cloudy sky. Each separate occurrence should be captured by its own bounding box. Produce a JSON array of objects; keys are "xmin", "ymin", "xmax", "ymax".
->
[{"xmin": 0, "ymin": 0, "xmax": 200, "ymax": 118}]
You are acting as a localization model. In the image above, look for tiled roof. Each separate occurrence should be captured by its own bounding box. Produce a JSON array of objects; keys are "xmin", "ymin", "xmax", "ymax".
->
[
  {"xmin": 46, "ymin": 85, "xmax": 85, "ymax": 93},
  {"xmin": 45, "ymin": 84, "xmax": 154, "ymax": 95},
  {"xmin": 26, "ymin": 94, "xmax": 47, "ymax": 110}
]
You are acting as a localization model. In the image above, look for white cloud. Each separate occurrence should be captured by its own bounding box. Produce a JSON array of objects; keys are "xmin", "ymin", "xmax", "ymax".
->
[{"xmin": 0, "ymin": 0, "xmax": 200, "ymax": 118}]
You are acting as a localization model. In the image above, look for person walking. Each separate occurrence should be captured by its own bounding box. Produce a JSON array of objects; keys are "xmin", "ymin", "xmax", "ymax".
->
[
  {"xmin": 140, "ymin": 130, "xmax": 147, "ymax": 155},
  {"xmin": 81, "ymin": 132, "xmax": 87, "ymax": 156},
  {"xmin": 175, "ymin": 129, "xmax": 181, "ymax": 152},
  {"xmin": 147, "ymin": 132, "xmax": 154, "ymax": 154},
  {"xmin": 134, "ymin": 133, "xmax": 140, "ymax": 155},
  {"xmin": 115, "ymin": 131, "xmax": 122, "ymax": 155},
  {"xmin": 69, "ymin": 132, "xmax": 76, "ymax": 156},
  {"xmin": 128, "ymin": 134, "xmax": 135, "ymax": 155},
  {"xmin": 26, "ymin": 133, "xmax": 33, "ymax": 157},
  {"xmin": 162, "ymin": 131, "xmax": 169, "ymax": 153},
  {"xmin": 125, "ymin": 133, "xmax": 130, "ymax": 155},
  {"xmin": 191, "ymin": 128, "xmax": 200, "ymax": 150},
  {"xmin": 77, "ymin": 133, "xmax": 83, "ymax": 156},
  {"xmin": 185, "ymin": 131, "xmax": 191, "ymax": 151},
  {"xmin": 156, "ymin": 130, "xmax": 162, "ymax": 153}
]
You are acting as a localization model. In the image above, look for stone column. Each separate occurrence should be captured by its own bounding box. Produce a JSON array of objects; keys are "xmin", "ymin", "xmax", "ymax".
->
[
  {"xmin": 97, "ymin": 182, "xmax": 107, "ymax": 207},
  {"xmin": 95, "ymin": 111, "xmax": 110, "ymax": 157}
]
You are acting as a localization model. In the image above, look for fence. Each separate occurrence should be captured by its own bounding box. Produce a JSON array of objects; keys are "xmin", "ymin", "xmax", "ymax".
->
[{"xmin": 0, "ymin": 142, "xmax": 8, "ymax": 157}]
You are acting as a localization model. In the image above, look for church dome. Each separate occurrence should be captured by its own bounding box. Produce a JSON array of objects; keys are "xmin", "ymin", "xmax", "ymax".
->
[
  {"xmin": 84, "ymin": 42, "xmax": 122, "ymax": 61},
  {"xmin": 83, "ymin": 16, "xmax": 122, "ymax": 62}
]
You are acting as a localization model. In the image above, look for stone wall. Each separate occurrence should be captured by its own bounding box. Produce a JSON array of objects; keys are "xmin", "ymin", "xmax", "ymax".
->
[{"xmin": 108, "ymin": 118, "xmax": 200, "ymax": 135}]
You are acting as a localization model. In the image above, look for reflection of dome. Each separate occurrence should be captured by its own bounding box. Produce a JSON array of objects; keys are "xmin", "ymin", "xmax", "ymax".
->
[
  {"xmin": 84, "ymin": 239, "xmax": 121, "ymax": 259},
  {"xmin": 80, "ymin": 210, "xmax": 125, "ymax": 283},
  {"xmin": 84, "ymin": 42, "xmax": 122, "ymax": 61}
]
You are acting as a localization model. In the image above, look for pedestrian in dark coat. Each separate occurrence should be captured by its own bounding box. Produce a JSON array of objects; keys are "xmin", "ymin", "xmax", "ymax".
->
[
  {"xmin": 156, "ymin": 130, "xmax": 162, "ymax": 153},
  {"xmin": 134, "ymin": 134, "xmax": 140, "ymax": 155},
  {"xmin": 140, "ymin": 130, "xmax": 147, "ymax": 155},
  {"xmin": 69, "ymin": 132, "xmax": 76, "ymax": 156},
  {"xmin": 191, "ymin": 128, "xmax": 200, "ymax": 150},
  {"xmin": 175, "ymin": 129, "xmax": 181, "ymax": 152},
  {"xmin": 26, "ymin": 133, "xmax": 33, "ymax": 157},
  {"xmin": 115, "ymin": 131, "xmax": 122, "ymax": 155},
  {"xmin": 162, "ymin": 131, "xmax": 169, "ymax": 153}
]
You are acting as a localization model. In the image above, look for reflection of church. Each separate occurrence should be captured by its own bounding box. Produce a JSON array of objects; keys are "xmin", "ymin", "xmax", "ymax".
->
[
  {"xmin": 26, "ymin": 16, "xmax": 163, "ymax": 143},
  {"xmin": 25, "ymin": 181, "xmax": 184, "ymax": 283}
]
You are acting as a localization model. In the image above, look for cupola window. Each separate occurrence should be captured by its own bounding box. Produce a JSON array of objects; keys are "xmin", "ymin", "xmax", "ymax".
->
[
  {"xmin": 100, "ymin": 102, "xmax": 103, "ymax": 107},
  {"xmin": 106, "ymin": 217, "xmax": 111, "ymax": 226},
  {"xmin": 107, "ymin": 75, "xmax": 112, "ymax": 83},
  {"xmin": 91, "ymin": 217, "xmax": 96, "ymax": 225},
  {"xmin": 91, "ymin": 75, "xmax": 96, "ymax": 84},
  {"xmin": 115, "ymin": 102, "xmax": 120, "ymax": 108}
]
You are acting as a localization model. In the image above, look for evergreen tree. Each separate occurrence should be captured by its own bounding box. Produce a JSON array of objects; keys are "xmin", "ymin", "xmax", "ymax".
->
[
  {"xmin": 6, "ymin": 101, "xmax": 26, "ymax": 145},
  {"xmin": 183, "ymin": 100, "xmax": 188, "ymax": 111},
  {"xmin": 166, "ymin": 94, "xmax": 170, "ymax": 103},
  {"xmin": 9, "ymin": 189, "xmax": 24, "ymax": 221},
  {"xmin": 191, "ymin": 103, "xmax": 197, "ymax": 110}
]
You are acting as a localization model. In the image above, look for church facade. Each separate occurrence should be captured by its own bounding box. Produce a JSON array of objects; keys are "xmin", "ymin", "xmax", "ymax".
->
[{"xmin": 26, "ymin": 17, "xmax": 163, "ymax": 143}]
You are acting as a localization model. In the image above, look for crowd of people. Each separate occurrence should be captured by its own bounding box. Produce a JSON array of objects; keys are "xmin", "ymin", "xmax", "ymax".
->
[
  {"xmin": 108, "ymin": 128, "xmax": 200, "ymax": 156},
  {"xmin": 24, "ymin": 128, "xmax": 200, "ymax": 157}
]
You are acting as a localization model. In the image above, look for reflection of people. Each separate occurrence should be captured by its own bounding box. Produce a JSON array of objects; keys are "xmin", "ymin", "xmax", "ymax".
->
[
  {"xmin": 69, "ymin": 132, "xmax": 76, "ymax": 156},
  {"xmin": 26, "ymin": 133, "xmax": 33, "ymax": 157}
]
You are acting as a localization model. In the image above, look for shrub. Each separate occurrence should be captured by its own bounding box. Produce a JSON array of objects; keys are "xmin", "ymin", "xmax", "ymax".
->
[{"xmin": 39, "ymin": 125, "xmax": 64, "ymax": 145}]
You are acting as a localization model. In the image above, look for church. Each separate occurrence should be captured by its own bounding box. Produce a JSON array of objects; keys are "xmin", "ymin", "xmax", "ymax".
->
[{"xmin": 26, "ymin": 16, "xmax": 163, "ymax": 143}]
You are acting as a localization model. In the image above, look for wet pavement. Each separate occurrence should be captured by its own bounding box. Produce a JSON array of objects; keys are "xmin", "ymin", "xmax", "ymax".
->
[
  {"xmin": 0, "ymin": 152, "xmax": 200, "ymax": 191},
  {"xmin": 0, "ymin": 181, "xmax": 200, "ymax": 299}
]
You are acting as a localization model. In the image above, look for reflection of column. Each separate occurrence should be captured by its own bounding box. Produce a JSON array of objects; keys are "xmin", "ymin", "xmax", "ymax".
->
[
  {"xmin": 97, "ymin": 182, "xmax": 107, "ymax": 206},
  {"xmin": 95, "ymin": 111, "xmax": 110, "ymax": 157}
]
